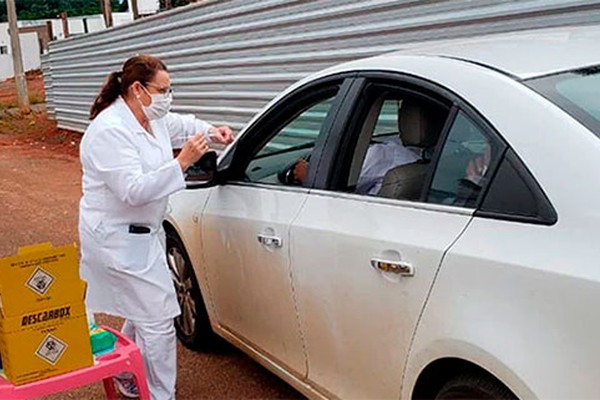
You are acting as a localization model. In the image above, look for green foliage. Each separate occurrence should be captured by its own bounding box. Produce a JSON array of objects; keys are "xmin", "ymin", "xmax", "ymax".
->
[
  {"xmin": 158, "ymin": 0, "xmax": 190, "ymax": 11},
  {"xmin": 30, "ymin": 93, "xmax": 45, "ymax": 105},
  {"xmin": 0, "ymin": 0, "xmax": 129, "ymax": 23}
]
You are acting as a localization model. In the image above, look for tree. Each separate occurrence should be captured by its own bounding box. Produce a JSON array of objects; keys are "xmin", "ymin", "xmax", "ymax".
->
[
  {"xmin": 0, "ymin": 0, "xmax": 128, "ymax": 22},
  {"xmin": 159, "ymin": 0, "xmax": 190, "ymax": 11}
]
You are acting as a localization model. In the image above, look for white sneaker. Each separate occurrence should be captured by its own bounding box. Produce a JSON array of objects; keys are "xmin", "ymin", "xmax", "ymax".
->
[{"xmin": 113, "ymin": 375, "xmax": 140, "ymax": 399}]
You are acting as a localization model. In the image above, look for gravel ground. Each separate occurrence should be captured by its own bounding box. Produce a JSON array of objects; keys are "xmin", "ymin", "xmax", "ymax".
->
[{"xmin": 0, "ymin": 135, "xmax": 304, "ymax": 399}]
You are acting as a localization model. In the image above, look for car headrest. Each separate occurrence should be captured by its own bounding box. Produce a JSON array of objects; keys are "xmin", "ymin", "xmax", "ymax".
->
[{"xmin": 399, "ymin": 98, "xmax": 445, "ymax": 148}]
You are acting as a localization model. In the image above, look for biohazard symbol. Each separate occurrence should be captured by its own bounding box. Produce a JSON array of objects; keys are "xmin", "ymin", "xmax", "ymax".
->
[
  {"xmin": 26, "ymin": 267, "xmax": 55, "ymax": 296},
  {"xmin": 35, "ymin": 334, "xmax": 67, "ymax": 365}
]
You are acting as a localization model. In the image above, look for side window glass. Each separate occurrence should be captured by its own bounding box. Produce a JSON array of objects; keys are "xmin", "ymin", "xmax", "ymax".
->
[
  {"xmin": 477, "ymin": 148, "xmax": 557, "ymax": 225},
  {"xmin": 345, "ymin": 94, "xmax": 449, "ymax": 201},
  {"xmin": 372, "ymin": 99, "xmax": 400, "ymax": 136},
  {"xmin": 427, "ymin": 111, "xmax": 501, "ymax": 208},
  {"xmin": 245, "ymin": 95, "xmax": 336, "ymax": 186}
]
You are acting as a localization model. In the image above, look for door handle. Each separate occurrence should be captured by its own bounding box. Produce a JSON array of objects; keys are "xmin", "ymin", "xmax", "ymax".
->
[
  {"xmin": 370, "ymin": 258, "xmax": 414, "ymax": 276},
  {"xmin": 257, "ymin": 234, "xmax": 283, "ymax": 248}
]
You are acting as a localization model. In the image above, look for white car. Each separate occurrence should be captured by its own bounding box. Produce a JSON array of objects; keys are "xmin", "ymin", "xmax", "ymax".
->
[{"xmin": 164, "ymin": 25, "xmax": 600, "ymax": 399}]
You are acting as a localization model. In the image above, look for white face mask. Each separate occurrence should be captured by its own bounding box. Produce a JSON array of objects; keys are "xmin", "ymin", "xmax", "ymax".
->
[{"xmin": 139, "ymin": 85, "xmax": 173, "ymax": 120}]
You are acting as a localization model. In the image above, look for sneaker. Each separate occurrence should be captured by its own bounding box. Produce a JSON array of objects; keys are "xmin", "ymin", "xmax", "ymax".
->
[{"xmin": 113, "ymin": 375, "xmax": 139, "ymax": 399}]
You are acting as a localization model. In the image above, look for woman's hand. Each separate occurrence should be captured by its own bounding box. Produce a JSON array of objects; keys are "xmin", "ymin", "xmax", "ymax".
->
[
  {"xmin": 177, "ymin": 133, "xmax": 210, "ymax": 171},
  {"xmin": 208, "ymin": 126, "xmax": 234, "ymax": 145}
]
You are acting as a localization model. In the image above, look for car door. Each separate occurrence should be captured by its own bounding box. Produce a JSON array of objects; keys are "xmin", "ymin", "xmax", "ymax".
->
[
  {"xmin": 201, "ymin": 76, "xmax": 354, "ymax": 376},
  {"xmin": 288, "ymin": 75, "xmax": 506, "ymax": 398}
]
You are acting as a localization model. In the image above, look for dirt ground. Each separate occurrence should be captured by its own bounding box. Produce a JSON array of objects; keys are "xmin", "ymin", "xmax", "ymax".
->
[
  {"xmin": 0, "ymin": 70, "xmax": 46, "ymax": 111},
  {"xmin": 0, "ymin": 77, "xmax": 302, "ymax": 399}
]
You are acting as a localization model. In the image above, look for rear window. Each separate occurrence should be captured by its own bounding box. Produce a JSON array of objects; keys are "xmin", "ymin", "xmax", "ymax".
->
[{"xmin": 526, "ymin": 66, "xmax": 600, "ymax": 138}]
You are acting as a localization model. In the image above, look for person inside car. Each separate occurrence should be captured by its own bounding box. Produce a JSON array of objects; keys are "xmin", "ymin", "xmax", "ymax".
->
[{"xmin": 291, "ymin": 132, "xmax": 421, "ymax": 195}]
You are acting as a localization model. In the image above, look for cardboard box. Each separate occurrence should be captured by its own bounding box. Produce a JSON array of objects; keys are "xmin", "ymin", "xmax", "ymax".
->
[
  {"xmin": 0, "ymin": 243, "xmax": 93, "ymax": 385},
  {"xmin": 0, "ymin": 243, "xmax": 84, "ymax": 316},
  {"xmin": 0, "ymin": 301, "xmax": 93, "ymax": 385}
]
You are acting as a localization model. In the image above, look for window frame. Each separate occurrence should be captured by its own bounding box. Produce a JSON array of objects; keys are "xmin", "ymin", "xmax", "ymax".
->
[
  {"xmin": 326, "ymin": 80, "xmax": 454, "ymax": 194},
  {"xmin": 475, "ymin": 148, "xmax": 558, "ymax": 226},
  {"xmin": 318, "ymin": 71, "xmax": 546, "ymax": 214},
  {"xmin": 323, "ymin": 71, "xmax": 509, "ymax": 209},
  {"xmin": 424, "ymin": 108, "xmax": 506, "ymax": 209},
  {"xmin": 221, "ymin": 73, "xmax": 356, "ymax": 189},
  {"xmin": 213, "ymin": 69, "xmax": 556, "ymax": 225}
]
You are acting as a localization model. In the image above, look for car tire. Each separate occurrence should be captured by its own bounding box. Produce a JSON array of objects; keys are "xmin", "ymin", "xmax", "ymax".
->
[
  {"xmin": 435, "ymin": 373, "xmax": 517, "ymax": 400},
  {"xmin": 166, "ymin": 230, "xmax": 223, "ymax": 352}
]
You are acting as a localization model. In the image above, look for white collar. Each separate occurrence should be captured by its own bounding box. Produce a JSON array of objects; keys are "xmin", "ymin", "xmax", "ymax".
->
[{"xmin": 113, "ymin": 96, "xmax": 149, "ymax": 135}]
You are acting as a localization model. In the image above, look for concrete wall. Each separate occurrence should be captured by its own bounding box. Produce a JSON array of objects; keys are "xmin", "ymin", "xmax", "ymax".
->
[
  {"xmin": 128, "ymin": 0, "xmax": 161, "ymax": 16},
  {"xmin": 20, "ymin": 25, "xmax": 50, "ymax": 53},
  {"xmin": 0, "ymin": 23, "xmax": 41, "ymax": 81},
  {"xmin": 50, "ymin": 13, "xmax": 134, "ymax": 41},
  {"xmin": 1, "ymin": 7, "xmax": 151, "ymax": 82},
  {"xmin": 0, "ymin": 13, "xmax": 136, "ymax": 83}
]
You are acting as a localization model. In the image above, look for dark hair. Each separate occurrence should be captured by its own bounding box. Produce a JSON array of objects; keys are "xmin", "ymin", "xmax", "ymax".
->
[{"xmin": 89, "ymin": 54, "xmax": 167, "ymax": 120}]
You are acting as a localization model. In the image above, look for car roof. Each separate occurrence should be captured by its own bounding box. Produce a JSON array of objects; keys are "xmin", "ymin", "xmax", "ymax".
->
[
  {"xmin": 347, "ymin": 24, "xmax": 600, "ymax": 80},
  {"xmin": 233, "ymin": 25, "xmax": 600, "ymax": 148}
]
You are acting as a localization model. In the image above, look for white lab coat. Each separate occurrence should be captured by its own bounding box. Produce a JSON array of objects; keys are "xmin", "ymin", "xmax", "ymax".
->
[{"xmin": 79, "ymin": 97, "xmax": 212, "ymax": 322}]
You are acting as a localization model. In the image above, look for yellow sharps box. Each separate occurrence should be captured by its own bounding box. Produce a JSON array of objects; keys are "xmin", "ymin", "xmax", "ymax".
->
[{"xmin": 0, "ymin": 243, "xmax": 93, "ymax": 385}]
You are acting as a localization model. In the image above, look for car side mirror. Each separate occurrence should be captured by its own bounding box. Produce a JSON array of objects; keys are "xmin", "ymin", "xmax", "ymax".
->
[{"xmin": 185, "ymin": 151, "xmax": 218, "ymax": 188}]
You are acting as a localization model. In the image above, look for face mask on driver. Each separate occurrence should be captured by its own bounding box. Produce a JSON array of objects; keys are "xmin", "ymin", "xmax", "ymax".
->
[{"xmin": 139, "ymin": 85, "xmax": 173, "ymax": 120}]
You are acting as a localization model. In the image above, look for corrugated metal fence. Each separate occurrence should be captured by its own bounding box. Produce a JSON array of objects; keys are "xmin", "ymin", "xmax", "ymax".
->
[{"xmin": 43, "ymin": 0, "xmax": 600, "ymax": 133}]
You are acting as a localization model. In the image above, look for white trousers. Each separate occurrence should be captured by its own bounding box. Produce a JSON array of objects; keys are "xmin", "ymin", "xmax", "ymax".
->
[{"xmin": 122, "ymin": 319, "xmax": 177, "ymax": 400}]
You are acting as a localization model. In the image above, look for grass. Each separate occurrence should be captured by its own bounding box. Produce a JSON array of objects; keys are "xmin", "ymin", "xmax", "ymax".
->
[
  {"xmin": 0, "ymin": 70, "xmax": 46, "ymax": 110},
  {"xmin": 0, "ymin": 70, "xmax": 82, "ymax": 157},
  {"xmin": 0, "ymin": 95, "xmax": 45, "ymax": 110}
]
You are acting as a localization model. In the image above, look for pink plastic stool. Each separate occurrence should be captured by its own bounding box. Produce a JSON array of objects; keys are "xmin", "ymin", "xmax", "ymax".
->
[{"xmin": 0, "ymin": 326, "xmax": 150, "ymax": 400}]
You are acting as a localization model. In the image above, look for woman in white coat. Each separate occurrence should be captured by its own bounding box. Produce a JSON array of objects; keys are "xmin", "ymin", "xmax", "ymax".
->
[{"xmin": 79, "ymin": 55, "xmax": 233, "ymax": 400}]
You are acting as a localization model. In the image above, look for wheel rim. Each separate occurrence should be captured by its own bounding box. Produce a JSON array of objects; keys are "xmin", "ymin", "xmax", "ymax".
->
[{"xmin": 167, "ymin": 245, "xmax": 197, "ymax": 338}]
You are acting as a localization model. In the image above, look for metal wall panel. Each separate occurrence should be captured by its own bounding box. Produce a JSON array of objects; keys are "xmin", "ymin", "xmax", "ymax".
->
[
  {"xmin": 41, "ymin": 54, "xmax": 55, "ymax": 119},
  {"xmin": 44, "ymin": 0, "xmax": 600, "ymax": 133}
]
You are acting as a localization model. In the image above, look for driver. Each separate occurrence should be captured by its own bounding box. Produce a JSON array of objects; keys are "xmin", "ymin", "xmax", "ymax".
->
[{"xmin": 292, "ymin": 133, "xmax": 420, "ymax": 195}]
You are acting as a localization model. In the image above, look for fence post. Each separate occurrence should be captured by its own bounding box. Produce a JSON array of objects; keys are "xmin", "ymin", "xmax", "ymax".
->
[{"xmin": 6, "ymin": 0, "xmax": 30, "ymax": 111}]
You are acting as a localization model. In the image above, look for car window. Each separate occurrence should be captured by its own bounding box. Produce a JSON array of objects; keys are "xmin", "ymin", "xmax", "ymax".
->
[
  {"xmin": 245, "ymin": 95, "xmax": 336, "ymax": 185},
  {"xmin": 372, "ymin": 99, "xmax": 400, "ymax": 137},
  {"xmin": 427, "ymin": 111, "xmax": 501, "ymax": 208},
  {"xmin": 556, "ymin": 73, "xmax": 600, "ymax": 120},
  {"xmin": 477, "ymin": 148, "xmax": 557, "ymax": 225},
  {"xmin": 526, "ymin": 66, "xmax": 600, "ymax": 138},
  {"xmin": 342, "ymin": 91, "xmax": 450, "ymax": 200}
]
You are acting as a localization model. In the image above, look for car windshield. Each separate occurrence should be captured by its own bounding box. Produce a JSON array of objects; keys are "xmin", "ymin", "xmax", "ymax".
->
[{"xmin": 526, "ymin": 66, "xmax": 600, "ymax": 138}]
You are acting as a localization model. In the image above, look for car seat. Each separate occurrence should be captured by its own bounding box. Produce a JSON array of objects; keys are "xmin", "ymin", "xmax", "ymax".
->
[{"xmin": 377, "ymin": 98, "xmax": 446, "ymax": 201}]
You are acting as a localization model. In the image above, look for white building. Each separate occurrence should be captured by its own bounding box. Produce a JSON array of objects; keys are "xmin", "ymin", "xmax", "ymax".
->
[
  {"xmin": 49, "ymin": 12, "xmax": 134, "ymax": 41},
  {"xmin": 0, "ymin": 24, "xmax": 40, "ymax": 82},
  {"xmin": 0, "ymin": 0, "xmax": 160, "ymax": 81},
  {"xmin": 130, "ymin": 0, "xmax": 161, "ymax": 16}
]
